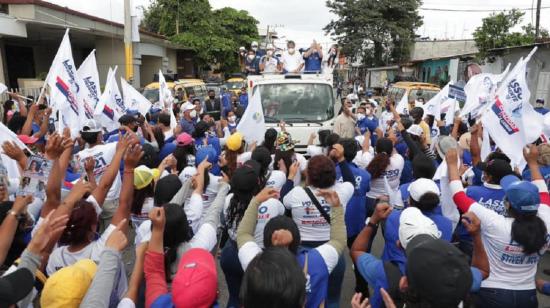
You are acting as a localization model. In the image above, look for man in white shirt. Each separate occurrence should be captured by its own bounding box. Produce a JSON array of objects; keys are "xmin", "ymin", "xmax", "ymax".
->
[
  {"xmin": 282, "ymin": 41, "xmax": 304, "ymax": 74},
  {"xmin": 260, "ymin": 44, "xmax": 282, "ymax": 74}
]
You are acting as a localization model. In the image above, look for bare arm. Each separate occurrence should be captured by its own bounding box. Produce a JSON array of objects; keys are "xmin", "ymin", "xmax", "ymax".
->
[
  {"xmin": 21, "ymin": 104, "xmax": 37, "ymax": 136},
  {"xmin": 462, "ymin": 212, "xmax": 490, "ymax": 279},
  {"xmin": 0, "ymin": 196, "xmax": 32, "ymax": 266},
  {"xmin": 470, "ymin": 124, "xmax": 482, "ymax": 166}
]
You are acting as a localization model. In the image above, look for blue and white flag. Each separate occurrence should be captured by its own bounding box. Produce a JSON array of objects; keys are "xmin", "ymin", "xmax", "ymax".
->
[
  {"xmin": 77, "ymin": 49, "xmax": 101, "ymax": 122},
  {"xmin": 237, "ymin": 87, "xmax": 265, "ymax": 144},
  {"xmin": 121, "ymin": 77, "xmax": 151, "ymax": 117},
  {"xmin": 94, "ymin": 67, "xmax": 123, "ymax": 132}
]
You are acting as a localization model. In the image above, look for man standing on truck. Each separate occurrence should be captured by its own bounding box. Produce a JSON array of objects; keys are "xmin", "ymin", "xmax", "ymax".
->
[
  {"xmin": 282, "ymin": 40, "xmax": 304, "ymax": 74},
  {"xmin": 259, "ymin": 44, "xmax": 281, "ymax": 74},
  {"xmin": 303, "ymin": 40, "xmax": 323, "ymax": 74}
]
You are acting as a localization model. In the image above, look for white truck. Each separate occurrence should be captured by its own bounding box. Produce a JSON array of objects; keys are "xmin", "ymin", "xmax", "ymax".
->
[{"xmin": 246, "ymin": 74, "xmax": 337, "ymax": 154}]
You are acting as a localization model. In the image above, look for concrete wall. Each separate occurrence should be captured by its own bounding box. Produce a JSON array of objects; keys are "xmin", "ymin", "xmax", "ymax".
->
[
  {"xmin": 140, "ymin": 55, "xmax": 162, "ymax": 86},
  {"xmin": 95, "ymin": 38, "xmax": 126, "ymax": 87},
  {"xmin": 166, "ymin": 49, "xmax": 177, "ymax": 74},
  {"xmin": 412, "ymin": 40, "xmax": 478, "ymax": 61}
]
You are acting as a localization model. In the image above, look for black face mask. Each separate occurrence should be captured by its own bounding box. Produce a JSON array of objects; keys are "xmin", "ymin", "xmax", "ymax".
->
[{"xmin": 209, "ymin": 95, "xmax": 215, "ymax": 99}]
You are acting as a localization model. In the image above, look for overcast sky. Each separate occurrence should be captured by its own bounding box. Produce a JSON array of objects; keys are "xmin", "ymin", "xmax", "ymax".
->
[{"xmin": 46, "ymin": 0, "xmax": 550, "ymax": 49}]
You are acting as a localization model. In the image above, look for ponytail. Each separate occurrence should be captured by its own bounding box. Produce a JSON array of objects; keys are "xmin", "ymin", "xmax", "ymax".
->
[
  {"xmin": 510, "ymin": 208, "xmax": 548, "ymax": 254},
  {"xmin": 368, "ymin": 138, "xmax": 394, "ymax": 179}
]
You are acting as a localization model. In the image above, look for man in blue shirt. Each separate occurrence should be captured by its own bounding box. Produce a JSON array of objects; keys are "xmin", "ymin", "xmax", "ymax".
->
[
  {"xmin": 244, "ymin": 50, "xmax": 260, "ymax": 75},
  {"xmin": 239, "ymin": 87, "xmax": 249, "ymax": 111},
  {"xmin": 535, "ymin": 98, "xmax": 549, "ymax": 115},
  {"xmin": 179, "ymin": 103, "xmax": 197, "ymax": 135},
  {"xmin": 303, "ymin": 40, "xmax": 323, "ymax": 73},
  {"xmin": 221, "ymin": 88, "xmax": 232, "ymax": 119}
]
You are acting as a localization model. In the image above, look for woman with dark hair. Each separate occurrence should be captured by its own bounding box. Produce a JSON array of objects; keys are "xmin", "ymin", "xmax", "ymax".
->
[
  {"xmin": 273, "ymin": 131, "xmax": 307, "ymax": 185},
  {"xmin": 447, "ymin": 146, "xmax": 550, "ymax": 308},
  {"xmin": 365, "ymin": 137, "xmax": 404, "ymax": 209},
  {"xmin": 306, "ymin": 129, "xmax": 333, "ymax": 157},
  {"xmin": 192, "ymin": 120, "xmax": 222, "ymax": 156},
  {"xmin": 282, "ymin": 155, "xmax": 354, "ymax": 307},
  {"xmin": 220, "ymin": 161, "xmax": 263, "ymax": 308},
  {"xmin": 173, "ymin": 132, "xmax": 196, "ymax": 172},
  {"xmin": 261, "ymin": 128, "xmax": 278, "ymax": 154}
]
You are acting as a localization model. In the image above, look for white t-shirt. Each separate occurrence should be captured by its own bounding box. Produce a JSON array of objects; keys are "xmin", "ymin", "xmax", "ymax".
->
[
  {"xmin": 47, "ymin": 224, "xmax": 116, "ymax": 275},
  {"xmin": 353, "ymin": 149, "xmax": 375, "ymax": 169},
  {"xmin": 366, "ymin": 153, "xmax": 404, "ymax": 199},
  {"xmin": 237, "ymin": 152, "xmax": 252, "ymax": 166},
  {"xmin": 307, "ymin": 145, "xmax": 324, "ymax": 157},
  {"xmin": 254, "ymin": 198, "xmax": 285, "ymax": 248},
  {"xmin": 260, "ymin": 56, "xmax": 280, "ymax": 73},
  {"xmin": 291, "ymin": 153, "xmax": 308, "ymax": 186},
  {"xmin": 75, "ymin": 143, "xmax": 121, "ymax": 201},
  {"xmin": 282, "ymin": 51, "xmax": 304, "ymax": 73},
  {"xmin": 283, "ymin": 182, "xmax": 354, "ymax": 242},
  {"xmin": 130, "ymin": 197, "xmax": 154, "ymax": 230}
]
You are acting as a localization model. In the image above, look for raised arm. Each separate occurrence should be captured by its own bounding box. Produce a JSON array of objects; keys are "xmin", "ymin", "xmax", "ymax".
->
[
  {"xmin": 470, "ymin": 123, "xmax": 482, "ymax": 166},
  {"xmin": 446, "ymin": 148, "xmax": 476, "ymax": 213},
  {"xmin": 145, "ymin": 207, "xmax": 168, "ymax": 308},
  {"xmin": 20, "ymin": 103, "xmax": 37, "ymax": 136},
  {"xmin": 350, "ymin": 200, "xmax": 392, "ymax": 262},
  {"xmin": 524, "ymin": 144, "xmax": 550, "ymax": 205},
  {"xmin": 237, "ymin": 187, "xmax": 279, "ymax": 249},
  {"xmin": 0, "ymin": 195, "xmax": 33, "ymax": 266},
  {"xmin": 397, "ymin": 120, "xmax": 423, "ymax": 159},
  {"xmin": 462, "ymin": 212, "xmax": 490, "ymax": 279},
  {"xmin": 2, "ymin": 141, "xmax": 28, "ymax": 172},
  {"xmin": 316, "ymin": 189, "xmax": 346, "ymax": 256}
]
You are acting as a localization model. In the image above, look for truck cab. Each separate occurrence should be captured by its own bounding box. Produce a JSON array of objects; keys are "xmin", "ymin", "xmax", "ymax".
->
[{"xmin": 246, "ymin": 74, "xmax": 336, "ymax": 154}]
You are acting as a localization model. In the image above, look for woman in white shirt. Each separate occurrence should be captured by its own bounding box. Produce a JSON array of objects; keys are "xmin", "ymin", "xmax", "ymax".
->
[{"xmin": 365, "ymin": 137, "xmax": 404, "ymax": 210}]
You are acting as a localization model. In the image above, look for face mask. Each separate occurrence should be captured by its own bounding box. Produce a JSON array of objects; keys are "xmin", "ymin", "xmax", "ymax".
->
[
  {"xmin": 288, "ymin": 48, "xmax": 295, "ymax": 54},
  {"xmin": 356, "ymin": 113, "xmax": 366, "ymax": 121},
  {"xmin": 189, "ymin": 110, "xmax": 197, "ymax": 118},
  {"xmin": 247, "ymin": 55, "xmax": 255, "ymax": 61},
  {"xmin": 209, "ymin": 95, "xmax": 215, "ymax": 99},
  {"xmin": 252, "ymin": 47, "xmax": 258, "ymax": 51},
  {"xmin": 228, "ymin": 116, "xmax": 237, "ymax": 122},
  {"xmin": 267, "ymin": 50, "xmax": 273, "ymax": 56}
]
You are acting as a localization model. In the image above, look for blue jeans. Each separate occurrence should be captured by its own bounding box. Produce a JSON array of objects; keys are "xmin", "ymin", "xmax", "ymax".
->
[
  {"xmin": 220, "ymin": 240, "xmax": 243, "ymax": 308},
  {"xmin": 302, "ymin": 242, "xmax": 346, "ymax": 308},
  {"xmin": 475, "ymin": 287, "xmax": 537, "ymax": 308}
]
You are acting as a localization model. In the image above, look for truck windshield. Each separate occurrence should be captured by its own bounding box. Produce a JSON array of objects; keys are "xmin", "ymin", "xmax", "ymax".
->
[
  {"xmin": 257, "ymin": 83, "xmax": 334, "ymax": 122},
  {"xmin": 142, "ymin": 89, "xmax": 159, "ymax": 103}
]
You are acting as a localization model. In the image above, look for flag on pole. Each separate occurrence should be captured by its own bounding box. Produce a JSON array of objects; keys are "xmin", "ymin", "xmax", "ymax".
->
[
  {"xmin": 121, "ymin": 77, "xmax": 151, "ymax": 117},
  {"xmin": 461, "ymin": 64, "xmax": 511, "ymax": 119},
  {"xmin": 423, "ymin": 82, "xmax": 451, "ymax": 121},
  {"xmin": 158, "ymin": 70, "xmax": 177, "ymax": 129},
  {"xmin": 395, "ymin": 92, "xmax": 409, "ymax": 115},
  {"xmin": 77, "ymin": 49, "xmax": 101, "ymax": 122},
  {"xmin": 46, "ymin": 29, "xmax": 83, "ymax": 138},
  {"xmin": 94, "ymin": 67, "xmax": 123, "ymax": 132},
  {"xmin": 237, "ymin": 87, "xmax": 265, "ymax": 144},
  {"xmin": 481, "ymin": 48, "xmax": 543, "ymax": 169}
]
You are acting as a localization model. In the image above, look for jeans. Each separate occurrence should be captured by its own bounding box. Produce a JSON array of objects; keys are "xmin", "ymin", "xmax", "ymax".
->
[
  {"xmin": 302, "ymin": 241, "xmax": 346, "ymax": 308},
  {"xmin": 220, "ymin": 240, "xmax": 243, "ymax": 308},
  {"xmin": 475, "ymin": 287, "xmax": 537, "ymax": 308}
]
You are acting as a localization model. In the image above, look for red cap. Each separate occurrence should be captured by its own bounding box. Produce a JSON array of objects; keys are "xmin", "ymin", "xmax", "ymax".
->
[
  {"xmin": 17, "ymin": 135, "xmax": 38, "ymax": 145},
  {"xmin": 172, "ymin": 248, "xmax": 217, "ymax": 308},
  {"xmin": 176, "ymin": 133, "xmax": 193, "ymax": 147}
]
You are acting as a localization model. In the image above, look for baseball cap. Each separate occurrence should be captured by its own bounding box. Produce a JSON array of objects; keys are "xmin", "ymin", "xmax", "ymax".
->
[
  {"xmin": 134, "ymin": 165, "xmax": 160, "ymax": 190},
  {"xmin": 408, "ymin": 178, "xmax": 440, "ymax": 202},
  {"xmin": 398, "ymin": 207, "xmax": 441, "ymax": 249},
  {"xmin": 154, "ymin": 174, "xmax": 182, "ymax": 205},
  {"xmin": 406, "ymin": 235, "xmax": 472, "ymax": 307},
  {"xmin": 478, "ymin": 159, "xmax": 514, "ymax": 183},
  {"xmin": 176, "ymin": 133, "xmax": 193, "ymax": 147},
  {"xmin": 40, "ymin": 259, "xmax": 97, "ymax": 308},
  {"xmin": 172, "ymin": 248, "xmax": 217, "ymax": 308},
  {"xmin": 0, "ymin": 268, "xmax": 34, "ymax": 306},
  {"xmin": 500, "ymin": 175, "xmax": 540, "ymax": 214},
  {"xmin": 231, "ymin": 161, "xmax": 261, "ymax": 193},
  {"xmin": 226, "ymin": 133, "xmax": 243, "ymax": 151},
  {"xmin": 538, "ymin": 143, "xmax": 550, "ymax": 166},
  {"xmin": 537, "ymin": 98, "xmax": 545, "ymax": 104},
  {"xmin": 18, "ymin": 134, "xmax": 38, "ymax": 145},
  {"xmin": 81, "ymin": 119, "xmax": 102, "ymax": 133},
  {"xmin": 266, "ymin": 170, "xmax": 286, "ymax": 190},
  {"xmin": 195, "ymin": 147, "xmax": 218, "ymax": 166},
  {"xmin": 435, "ymin": 135, "xmax": 458, "ymax": 160},
  {"xmin": 182, "ymin": 102, "xmax": 196, "ymax": 111},
  {"xmin": 407, "ymin": 124, "xmax": 423, "ymax": 137},
  {"xmin": 276, "ymin": 131, "xmax": 295, "ymax": 152}
]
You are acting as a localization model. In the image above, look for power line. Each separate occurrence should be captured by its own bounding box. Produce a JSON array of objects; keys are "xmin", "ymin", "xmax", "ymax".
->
[{"xmin": 420, "ymin": 6, "xmax": 550, "ymax": 12}]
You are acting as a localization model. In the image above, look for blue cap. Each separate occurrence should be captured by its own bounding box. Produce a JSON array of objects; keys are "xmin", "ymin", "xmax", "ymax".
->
[
  {"xmin": 195, "ymin": 147, "xmax": 218, "ymax": 166},
  {"xmin": 500, "ymin": 175, "xmax": 540, "ymax": 214},
  {"xmin": 126, "ymin": 109, "xmax": 140, "ymax": 117}
]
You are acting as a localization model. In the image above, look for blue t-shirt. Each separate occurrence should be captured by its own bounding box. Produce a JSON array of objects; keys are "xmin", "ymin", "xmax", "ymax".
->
[
  {"xmin": 244, "ymin": 57, "xmax": 260, "ymax": 74},
  {"xmin": 239, "ymin": 93, "xmax": 248, "ymax": 110},
  {"xmin": 535, "ymin": 107, "xmax": 550, "ymax": 115},
  {"xmin": 463, "ymin": 150, "xmax": 472, "ymax": 166},
  {"xmin": 180, "ymin": 118, "xmax": 196, "ymax": 135},
  {"xmin": 336, "ymin": 162, "xmax": 371, "ymax": 237},
  {"xmin": 297, "ymin": 248, "xmax": 329, "ymax": 308},
  {"xmin": 194, "ymin": 136, "xmax": 221, "ymax": 157},
  {"xmin": 381, "ymin": 207, "xmax": 452, "ymax": 273},
  {"xmin": 357, "ymin": 253, "xmax": 482, "ymax": 308},
  {"xmin": 303, "ymin": 49, "xmax": 322, "ymax": 72},
  {"xmin": 399, "ymin": 181, "xmax": 441, "ymax": 209},
  {"xmin": 357, "ymin": 116, "xmax": 379, "ymax": 144},
  {"xmin": 399, "ymin": 159, "xmax": 413, "ymax": 186},
  {"xmin": 221, "ymin": 92, "xmax": 232, "ymax": 118},
  {"xmin": 158, "ymin": 142, "xmax": 176, "ymax": 164},
  {"xmin": 523, "ymin": 165, "xmax": 550, "ymax": 189}
]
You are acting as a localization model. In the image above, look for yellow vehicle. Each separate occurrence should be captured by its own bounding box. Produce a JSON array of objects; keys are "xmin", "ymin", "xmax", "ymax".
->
[
  {"xmin": 224, "ymin": 77, "xmax": 246, "ymax": 96},
  {"xmin": 386, "ymin": 81, "xmax": 440, "ymax": 104},
  {"xmin": 142, "ymin": 79, "xmax": 207, "ymax": 104}
]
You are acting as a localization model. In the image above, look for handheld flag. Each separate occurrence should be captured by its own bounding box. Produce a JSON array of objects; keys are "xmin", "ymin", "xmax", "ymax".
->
[
  {"xmin": 461, "ymin": 64, "xmax": 510, "ymax": 119},
  {"xmin": 158, "ymin": 70, "xmax": 177, "ymax": 129},
  {"xmin": 423, "ymin": 82, "xmax": 451, "ymax": 121},
  {"xmin": 395, "ymin": 92, "xmax": 409, "ymax": 115},
  {"xmin": 77, "ymin": 49, "xmax": 101, "ymax": 122},
  {"xmin": 237, "ymin": 87, "xmax": 265, "ymax": 144},
  {"xmin": 121, "ymin": 77, "xmax": 151, "ymax": 117},
  {"xmin": 94, "ymin": 67, "xmax": 123, "ymax": 132}
]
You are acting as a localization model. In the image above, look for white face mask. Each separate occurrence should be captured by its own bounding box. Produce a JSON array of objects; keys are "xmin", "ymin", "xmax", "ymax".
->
[
  {"xmin": 228, "ymin": 116, "xmax": 237, "ymax": 123},
  {"xmin": 247, "ymin": 55, "xmax": 255, "ymax": 61},
  {"xmin": 189, "ymin": 110, "xmax": 197, "ymax": 118},
  {"xmin": 252, "ymin": 47, "xmax": 258, "ymax": 51},
  {"xmin": 288, "ymin": 48, "xmax": 295, "ymax": 54},
  {"xmin": 356, "ymin": 113, "xmax": 366, "ymax": 121},
  {"xmin": 267, "ymin": 50, "xmax": 273, "ymax": 56}
]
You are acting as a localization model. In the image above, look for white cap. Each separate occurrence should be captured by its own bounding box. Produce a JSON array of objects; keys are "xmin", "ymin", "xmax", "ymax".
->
[
  {"xmin": 251, "ymin": 41, "xmax": 258, "ymax": 47},
  {"xmin": 408, "ymin": 178, "xmax": 440, "ymax": 202},
  {"xmin": 266, "ymin": 170, "xmax": 286, "ymax": 190},
  {"xmin": 182, "ymin": 102, "xmax": 196, "ymax": 111},
  {"xmin": 367, "ymin": 99, "xmax": 378, "ymax": 107},
  {"xmin": 399, "ymin": 207, "xmax": 441, "ymax": 249},
  {"xmin": 407, "ymin": 124, "xmax": 423, "ymax": 137},
  {"xmin": 239, "ymin": 46, "xmax": 246, "ymax": 51},
  {"xmin": 81, "ymin": 119, "xmax": 102, "ymax": 133}
]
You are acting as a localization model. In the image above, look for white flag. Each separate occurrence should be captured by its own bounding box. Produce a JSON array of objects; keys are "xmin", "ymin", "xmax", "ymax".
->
[
  {"xmin": 158, "ymin": 70, "xmax": 176, "ymax": 128},
  {"xmin": 237, "ymin": 88, "xmax": 265, "ymax": 144},
  {"xmin": 0, "ymin": 83, "xmax": 7, "ymax": 95},
  {"xmin": 481, "ymin": 124, "xmax": 491, "ymax": 161},
  {"xmin": 461, "ymin": 64, "xmax": 510, "ymax": 118},
  {"xmin": 423, "ymin": 82, "xmax": 451, "ymax": 121},
  {"xmin": 94, "ymin": 67, "xmax": 123, "ymax": 132},
  {"xmin": 77, "ymin": 50, "xmax": 101, "ymax": 122},
  {"xmin": 383, "ymin": 175, "xmax": 403, "ymax": 209},
  {"xmin": 46, "ymin": 29, "xmax": 83, "ymax": 138},
  {"xmin": 481, "ymin": 48, "xmax": 543, "ymax": 169},
  {"xmin": 121, "ymin": 77, "xmax": 151, "ymax": 117},
  {"xmin": 395, "ymin": 92, "xmax": 409, "ymax": 115}
]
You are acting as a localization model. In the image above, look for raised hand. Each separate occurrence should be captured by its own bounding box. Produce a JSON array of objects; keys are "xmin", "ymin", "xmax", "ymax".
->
[
  {"xmin": 105, "ymin": 219, "xmax": 129, "ymax": 252},
  {"xmin": 84, "ymin": 157, "xmax": 95, "ymax": 174},
  {"xmin": 351, "ymin": 293, "xmax": 371, "ymax": 308},
  {"xmin": 288, "ymin": 161, "xmax": 300, "ymax": 180},
  {"xmin": 461, "ymin": 212, "xmax": 481, "ymax": 236},
  {"xmin": 124, "ymin": 143, "xmax": 144, "ymax": 169},
  {"xmin": 27, "ymin": 210, "xmax": 68, "ymax": 254},
  {"xmin": 255, "ymin": 187, "xmax": 279, "ymax": 203},
  {"xmin": 12, "ymin": 195, "xmax": 33, "ymax": 214},
  {"xmin": 371, "ymin": 200, "xmax": 392, "ymax": 224},
  {"xmin": 2, "ymin": 141, "xmax": 25, "ymax": 162},
  {"xmin": 45, "ymin": 133, "xmax": 64, "ymax": 159},
  {"xmin": 524, "ymin": 144, "xmax": 539, "ymax": 165},
  {"xmin": 149, "ymin": 207, "xmax": 166, "ymax": 231}
]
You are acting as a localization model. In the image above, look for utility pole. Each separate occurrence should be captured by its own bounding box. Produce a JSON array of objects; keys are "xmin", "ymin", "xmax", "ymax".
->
[
  {"xmin": 536, "ymin": 0, "xmax": 542, "ymax": 39},
  {"xmin": 124, "ymin": 0, "xmax": 133, "ymax": 83}
]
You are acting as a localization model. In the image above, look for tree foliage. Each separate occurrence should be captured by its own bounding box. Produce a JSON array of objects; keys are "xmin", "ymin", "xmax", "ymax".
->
[
  {"xmin": 324, "ymin": 0, "xmax": 423, "ymax": 67},
  {"xmin": 473, "ymin": 9, "xmax": 549, "ymax": 60},
  {"xmin": 141, "ymin": 0, "xmax": 259, "ymax": 72}
]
